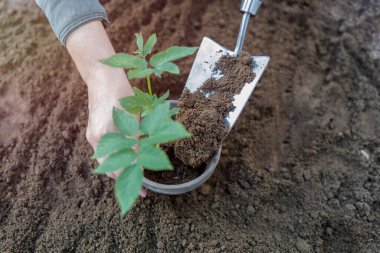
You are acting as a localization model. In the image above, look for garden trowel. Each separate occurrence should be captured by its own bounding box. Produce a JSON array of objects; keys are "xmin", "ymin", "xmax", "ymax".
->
[{"xmin": 143, "ymin": 0, "xmax": 269, "ymax": 194}]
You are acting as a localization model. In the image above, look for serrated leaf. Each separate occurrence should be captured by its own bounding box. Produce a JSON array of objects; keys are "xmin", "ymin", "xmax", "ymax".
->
[
  {"xmin": 135, "ymin": 33, "xmax": 144, "ymax": 54},
  {"xmin": 138, "ymin": 144, "xmax": 172, "ymax": 170},
  {"xmin": 113, "ymin": 108, "xmax": 139, "ymax": 136},
  {"xmin": 94, "ymin": 149, "xmax": 136, "ymax": 174},
  {"xmin": 141, "ymin": 107, "xmax": 153, "ymax": 117},
  {"xmin": 92, "ymin": 133, "xmax": 138, "ymax": 159},
  {"xmin": 154, "ymin": 69, "xmax": 162, "ymax": 78},
  {"xmin": 158, "ymin": 90, "xmax": 170, "ymax": 102},
  {"xmin": 100, "ymin": 53, "xmax": 147, "ymax": 69},
  {"xmin": 156, "ymin": 62, "xmax": 180, "ymax": 75},
  {"xmin": 140, "ymin": 102, "xmax": 170, "ymax": 133},
  {"xmin": 115, "ymin": 163, "xmax": 143, "ymax": 215},
  {"xmin": 150, "ymin": 46, "xmax": 198, "ymax": 68},
  {"xmin": 140, "ymin": 121, "xmax": 191, "ymax": 145},
  {"xmin": 133, "ymin": 87, "xmax": 151, "ymax": 106},
  {"xmin": 143, "ymin": 33, "xmax": 157, "ymax": 55},
  {"xmin": 119, "ymin": 96, "xmax": 142, "ymax": 114},
  {"xmin": 128, "ymin": 68, "xmax": 155, "ymax": 79}
]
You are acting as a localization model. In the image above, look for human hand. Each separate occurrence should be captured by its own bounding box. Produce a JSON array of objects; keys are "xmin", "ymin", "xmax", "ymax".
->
[
  {"xmin": 66, "ymin": 21, "xmax": 146, "ymax": 197},
  {"xmin": 85, "ymin": 70, "xmax": 147, "ymax": 197}
]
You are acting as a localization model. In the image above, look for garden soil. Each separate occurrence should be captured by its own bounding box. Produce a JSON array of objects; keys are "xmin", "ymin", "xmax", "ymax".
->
[{"xmin": 1, "ymin": 0, "xmax": 379, "ymax": 252}]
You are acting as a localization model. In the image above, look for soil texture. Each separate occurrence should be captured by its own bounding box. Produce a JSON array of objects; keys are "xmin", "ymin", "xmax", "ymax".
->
[
  {"xmin": 145, "ymin": 147, "xmax": 205, "ymax": 184},
  {"xmin": 1, "ymin": 0, "xmax": 380, "ymax": 252},
  {"xmin": 175, "ymin": 52, "xmax": 255, "ymax": 167}
]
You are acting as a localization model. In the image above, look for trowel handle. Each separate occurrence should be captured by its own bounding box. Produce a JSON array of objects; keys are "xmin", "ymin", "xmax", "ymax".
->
[
  {"xmin": 233, "ymin": 0, "xmax": 262, "ymax": 56},
  {"xmin": 240, "ymin": 0, "xmax": 262, "ymax": 16}
]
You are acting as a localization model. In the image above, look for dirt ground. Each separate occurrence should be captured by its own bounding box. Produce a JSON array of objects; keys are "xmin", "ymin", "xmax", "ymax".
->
[{"xmin": 0, "ymin": 0, "xmax": 379, "ymax": 252}]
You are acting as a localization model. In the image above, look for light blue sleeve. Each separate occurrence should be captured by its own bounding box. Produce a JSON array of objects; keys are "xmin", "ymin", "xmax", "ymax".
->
[{"xmin": 35, "ymin": 0, "xmax": 110, "ymax": 46}]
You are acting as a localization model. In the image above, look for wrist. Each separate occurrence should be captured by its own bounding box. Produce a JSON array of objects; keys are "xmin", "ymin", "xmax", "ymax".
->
[{"xmin": 86, "ymin": 66, "xmax": 134, "ymax": 108}]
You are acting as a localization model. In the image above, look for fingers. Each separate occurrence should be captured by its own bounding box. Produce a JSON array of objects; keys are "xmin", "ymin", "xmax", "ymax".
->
[
  {"xmin": 106, "ymin": 172, "xmax": 116, "ymax": 179},
  {"xmin": 140, "ymin": 188, "xmax": 147, "ymax": 198}
]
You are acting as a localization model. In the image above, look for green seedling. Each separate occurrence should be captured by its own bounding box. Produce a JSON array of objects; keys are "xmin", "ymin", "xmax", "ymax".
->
[
  {"xmin": 93, "ymin": 33, "xmax": 198, "ymax": 215},
  {"xmin": 101, "ymin": 33, "xmax": 198, "ymax": 95}
]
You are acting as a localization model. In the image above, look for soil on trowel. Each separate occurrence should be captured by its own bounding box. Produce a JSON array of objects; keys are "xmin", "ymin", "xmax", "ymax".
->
[{"xmin": 174, "ymin": 52, "xmax": 255, "ymax": 167}]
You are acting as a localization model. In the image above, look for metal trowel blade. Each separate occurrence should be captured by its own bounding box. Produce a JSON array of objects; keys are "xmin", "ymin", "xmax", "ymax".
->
[{"xmin": 184, "ymin": 37, "xmax": 270, "ymax": 130}]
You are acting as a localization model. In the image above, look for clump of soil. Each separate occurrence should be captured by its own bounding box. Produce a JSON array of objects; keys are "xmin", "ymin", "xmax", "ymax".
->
[{"xmin": 174, "ymin": 52, "xmax": 255, "ymax": 167}]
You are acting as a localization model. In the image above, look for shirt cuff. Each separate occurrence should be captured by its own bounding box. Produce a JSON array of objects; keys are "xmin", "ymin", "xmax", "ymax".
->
[
  {"xmin": 60, "ymin": 12, "xmax": 110, "ymax": 46},
  {"xmin": 35, "ymin": 0, "xmax": 110, "ymax": 47}
]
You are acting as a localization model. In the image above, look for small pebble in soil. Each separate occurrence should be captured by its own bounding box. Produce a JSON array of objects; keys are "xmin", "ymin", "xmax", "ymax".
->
[
  {"xmin": 326, "ymin": 192, "xmax": 334, "ymax": 199},
  {"xmin": 326, "ymin": 227, "xmax": 333, "ymax": 236},
  {"xmin": 356, "ymin": 202, "xmax": 371, "ymax": 217},
  {"xmin": 345, "ymin": 203, "xmax": 356, "ymax": 211},
  {"xmin": 211, "ymin": 202, "xmax": 219, "ymax": 209},
  {"xmin": 181, "ymin": 239, "xmax": 187, "ymax": 247},
  {"xmin": 246, "ymin": 205, "xmax": 255, "ymax": 215},
  {"xmin": 211, "ymin": 240, "xmax": 218, "ymax": 246},
  {"xmin": 319, "ymin": 211, "xmax": 328, "ymax": 218},
  {"xmin": 157, "ymin": 241, "xmax": 164, "ymax": 249},
  {"xmin": 199, "ymin": 183, "xmax": 212, "ymax": 195},
  {"xmin": 303, "ymin": 170, "xmax": 312, "ymax": 181},
  {"xmin": 360, "ymin": 150, "xmax": 370, "ymax": 160},
  {"xmin": 367, "ymin": 215, "xmax": 375, "ymax": 222},
  {"xmin": 296, "ymin": 239, "xmax": 312, "ymax": 253},
  {"xmin": 288, "ymin": 225, "xmax": 295, "ymax": 233},
  {"xmin": 310, "ymin": 212, "xmax": 319, "ymax": 219}
]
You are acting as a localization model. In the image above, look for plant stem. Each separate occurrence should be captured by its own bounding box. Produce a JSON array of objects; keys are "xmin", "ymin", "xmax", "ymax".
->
[{"xmin": 146, "ymin": 75, "xmax": 152, "ymax": 95}]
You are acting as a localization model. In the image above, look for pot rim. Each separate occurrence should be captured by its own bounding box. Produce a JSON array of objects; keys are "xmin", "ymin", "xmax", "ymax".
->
[{"xmin": 142, "ymin": 147, "xmax": 221, "ymax": 195}]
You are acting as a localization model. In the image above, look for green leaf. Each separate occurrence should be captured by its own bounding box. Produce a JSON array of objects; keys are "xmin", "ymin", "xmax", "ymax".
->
[
  {"xmin": 140, "ymin": 121, "xmax": 191, "ymax": 145},
  {"xmin": 113, "ymin": 108, "xmax": 139, "ymax": 136},
  {"xmin": 119, "ymin": 96, "xmax": 142, "ymax": 114},
  {"xmin": 94, "ymin": 149, "xmax": 136, "ymax": 174},
  {"xmin": 150, "ymin": 46, "xmax": 198, "ymax": 68},
  {"xmin": 135, "ymin": 33, "xmax": 144, "ymax": 54},
  {"xmin": 143, "ymin": 33, "xmax": 157, "ymax": 56},
  {"xmin": 140, "ymin": 102, "xmax": 171, "ymax": 134},
  {"xmin": 138, "ymin": 144, "xmax": 172, "ymax": 170},
  {"xmin": 156, "ymin": 62, "xmax": 180, "ymax": 75},
  {"xmin": 158, "ymin": 90, "xmax": 170, "ymax": 102},
  {"xmin": 133, "ymin": 87, "xmax": 151, "ymax": 106},
  {"xmin": 119, "ymin": 88, "xmax": 166, "ymax": 117},
  {"xmin": 154, "ymin": 69, "xmax": 162, "ymax": 78},
  {"xmin": 92, "ymin": 133, "xmax": 138, "ymax": 159},
  {"xmin": 141, "ymin": 107, "xmax": 153, "ymax": 118},
  {"xmin": 100, "ymin": 53, "xmax": 147, "ymax": 69},
  {"xmin": 128, "ymin": 68, "xmax": 155, "ymax": 79},
  {"xmin": 168, "ymin": 108, "xmax": 179, "ymax": 117},
  {"xmin": 115, "ymin": 163, "xmax": 143, "ymax": 215}
]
